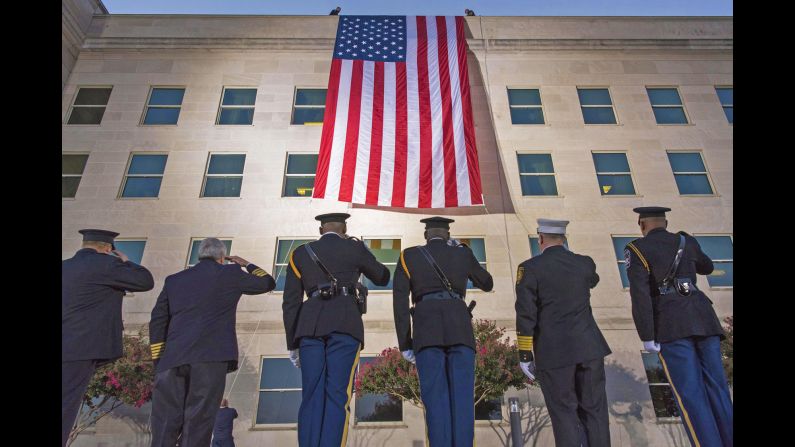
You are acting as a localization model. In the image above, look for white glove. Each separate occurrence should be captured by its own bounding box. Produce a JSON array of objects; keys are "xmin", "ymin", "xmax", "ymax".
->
[
  {"xmin": 643, "ymin": 340, "xmax": 661, "ymax": 353},
  {"xmin": 520, "ymin": 361, "xmax": 536, "ymax": 381},
  {"xmin": 402, "ymin": 350, "xmax": 416, "ymax": 364},
  {"xmin": 289, "ymin": 349, "xmax": 300, "ymax": 368}
]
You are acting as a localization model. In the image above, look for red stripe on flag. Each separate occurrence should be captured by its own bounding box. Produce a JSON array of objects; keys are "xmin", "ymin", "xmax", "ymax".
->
[
  {"xmin": 392, "ymin": 63, "xmax": 408, "ymax": 207},
  {"xmin": 416, "ymin": 16, "xmax": 433, "ymax": 208},
  {"xmin": 339, "ymin": 59, "xmax": 364, "ymax": 202},
  {"xmin": 366, "ymin": 62, "xmax": 385, "ymax": 205},
  {"xmin": 456, "ymin": 17, "xmax": 482, "ymax": 204},
  {"xmin": 436, "ymin": 16, "xmax": 458, "ymax": 207},
  {"xmin": 313, "ymin": 58, "xmax": 342, "ymax": 198}
]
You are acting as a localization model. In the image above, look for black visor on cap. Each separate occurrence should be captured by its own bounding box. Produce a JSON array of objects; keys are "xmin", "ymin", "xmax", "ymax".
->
[{"xmin": 420, "ymin": 216, "xmax": 455, "ymax": 230}]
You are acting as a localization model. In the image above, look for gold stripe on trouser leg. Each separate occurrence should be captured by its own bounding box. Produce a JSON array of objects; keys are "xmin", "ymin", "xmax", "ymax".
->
[
  {"xmin": 340, "ymin": 347, "xmax": 361, "ymax": 447},
  {"xmin": 658, "ymin": 352, "xmax": 701, "ymax": 447}
]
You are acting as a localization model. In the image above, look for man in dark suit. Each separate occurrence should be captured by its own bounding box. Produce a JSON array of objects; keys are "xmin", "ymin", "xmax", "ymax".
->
[
  {"xmin": 625, "ymin": 206, "xmax": 732, "ymax": 447},
  {"xmin": 283, "ymin": 213, "xmax": 389, "ymax": 447},
  {"xmin": 62, "ymin": 229, "xmax": 155, "ymax": 447},
  {"xmin": 393, "ymin": 216, "xmax": 493, "ymax": 447},
  {"xmin": 515, "ymin": 218, "xmax": 612, "ymax": 447},
  {"xmin": 211, "ymin": 398, "xmax": 238, "ymax": 447},
  {"xmin": 148, "ymin": 237, "xmax": 275, "ymax": 447}
]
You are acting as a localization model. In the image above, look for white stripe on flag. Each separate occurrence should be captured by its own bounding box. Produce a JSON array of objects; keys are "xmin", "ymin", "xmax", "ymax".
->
[
  {"xmin": 446, "ymin": 16, "xmax": 471, "ymax": 206},
  {"xmin": 325, "ymin": 59, "xmax": 353, "ymax": 200},
  {"xmin": 352, "ymin": 61, "xmax": 375, "ymax": 204},
  {"xmin": 426, "ymin": 17, "xmax": 445, "ymax": 208},
  {"xmin": 378, "ymin": 63, "xmax": 397, "ymax": 206},
  {"xmin": 405, "ymin": 16, "xmax": 420, "ymax": 208}
]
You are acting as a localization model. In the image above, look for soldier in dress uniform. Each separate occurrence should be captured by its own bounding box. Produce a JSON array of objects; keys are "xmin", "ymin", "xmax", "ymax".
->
[
  {"xmin": 515, "ymin": 218, "xmax": 612, "ymax": 447},
  {"xmin": 283, "ymin": 213, "xmax": 390, "ymax": 447},
  {"xmin": 393, "ymin": 216, "xmax": 493, "ymax": 447},
  {"xmin": 148, "ymin": 238, "xmax": 275, "ymax": 447},
  {"xmin": 625, "ymin": 206, "xmax": 732, "ymax": 447},
  {"xmin": 62, "ymin": 229, "xmax": 155, "ymax": 447}
]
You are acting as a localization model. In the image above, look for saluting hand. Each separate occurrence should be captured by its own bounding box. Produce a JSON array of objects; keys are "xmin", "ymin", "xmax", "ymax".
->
[
  {"xmin": 225, "ymin": 256, "xmax": 250, "ymax": 267},
  {"xmin": 112, "ymin": 249, "xmax": 129, "ymax": 263}
]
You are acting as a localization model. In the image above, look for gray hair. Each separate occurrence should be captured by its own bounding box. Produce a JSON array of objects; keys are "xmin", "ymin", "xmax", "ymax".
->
[{"xmin": 198, "ymin": 237, "xmax": 227, "ymax": 261}]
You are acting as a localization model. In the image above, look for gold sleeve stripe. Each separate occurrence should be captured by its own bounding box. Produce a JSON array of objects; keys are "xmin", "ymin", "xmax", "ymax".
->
[
  {"xmin": 517, "ymin": 335, "xmax": 534, "ymax": 350},
  {"xmin": 252, "ymin": 268, "xmax": 268, "ymax": 277},
  {"xmin": 289, "ymin": 251, "xmax": 301, "ymax": 279},
  {"xmin": 626, "ymin": 242, "xmax": 650, "ymax": 272},
  {"xmin": 400, "ymin": 250, "xmax": 410, "ymax": 279},
  {"xmin": 151, "ymin": 342, "xmax": 165, "ymax": 348}
]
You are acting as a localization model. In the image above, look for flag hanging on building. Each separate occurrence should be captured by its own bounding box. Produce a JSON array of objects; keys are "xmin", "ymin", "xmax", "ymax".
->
[{"xmin": 312, "ymin": 16, "xmax": 484, "ymax": 208}]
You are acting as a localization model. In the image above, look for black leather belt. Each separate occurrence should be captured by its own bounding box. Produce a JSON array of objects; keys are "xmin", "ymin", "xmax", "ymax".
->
[
  {"xmin": 308, "ymin": 286, "xmax": 356, "ymax": 299},
  {"xmin": 419, "ymin": 290, "xmax": 463, "ymax": 301}
]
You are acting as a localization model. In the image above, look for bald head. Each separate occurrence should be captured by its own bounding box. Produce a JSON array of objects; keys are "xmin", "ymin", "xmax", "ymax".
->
[{"xmin": 638, "ymin": 216, "xmax": 667, "ymax": 236}]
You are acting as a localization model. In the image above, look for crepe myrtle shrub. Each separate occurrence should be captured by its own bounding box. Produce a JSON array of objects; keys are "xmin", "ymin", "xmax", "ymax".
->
[
  {"xmin": 67, "ymin": 330, "xmax": 155, "ymax": 446},
  {"xmin": 355, "ymin": 319, "xmax": 537, "ymax": 415},
  {"xmin": 721, "ymin": 316, "xmax": 733, "ymax": 386}
]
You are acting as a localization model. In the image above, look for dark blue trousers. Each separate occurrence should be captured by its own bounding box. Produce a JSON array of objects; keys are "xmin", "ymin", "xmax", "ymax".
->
[
  {"xmin": 298, "ymin": 332, "xmax": 361, "ymax": 447},
  {"xmin": 415, "ymin": 345, "xmax": 475, "ymax": 447},
  {"xmin": 659, "ymin": 336, "xmax": 733, "ymax": 447}
]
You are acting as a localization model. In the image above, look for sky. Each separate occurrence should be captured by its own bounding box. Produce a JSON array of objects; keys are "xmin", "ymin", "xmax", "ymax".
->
[{"xmin": 102, "ymin": 0, "xmax": 733, "ymax": 16}]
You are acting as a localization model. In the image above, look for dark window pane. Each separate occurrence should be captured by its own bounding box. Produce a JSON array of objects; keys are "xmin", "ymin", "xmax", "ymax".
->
[
  {"xmin": 715, "ymin": 88, "xmax": 732, "ymax": 105},
  {"xmin": 597, "ymin": 174, "xmax": 635, "ymax": 195},
  {"xmin": 122, "ymin": 177, "xmax": 163, "ymax": 198},
  {"xmin": 706, "ymin": 261, "xmax": 733, "ymax": 287},
  {"xmin": 222, "ymin": 88, "xmax": 257, "ymax": 106},
  {"xmin": 67, "ymin": 107, "xmax": 106, "ymax": 125},
  {"xmin": 203, "ymin": 177, "xmax": 242, "ymax": 197},
  {"xmin": 292, "ymin": 108, "xmax": 326, "ymax": 125},
  {"xmin": 694, "ymin": 236, "xmax": 733, "ymax": 260},
  {"xmin": 149, "ymin": 88, "xmax": 185, "ymax": 106},
  {"xmin": 529, "ymin": 237, "xmax": 541, "ymax": 257},
  {"xmin": 208, "ymin": 155, "xmax": 246, "ymax": 174},
  {"xmin": 641, "ymin": 352, "xmax": 668, "ymax": 383},
  {"xmin": 62, "ymin": 177, "xmax": 81, "ymax": 198},
  {"xmin": 475, "ymin": 398, "xmax": 502, "ymax": 421},
  {"xmin": 143, "ymin": 107, "xmax": 181, "ymax": 125},
  {"xmin": 582, "ymin": 107, "xmax": 617, "ymax": 124},
  {"xmin": 649, "ymin": 385, "xmax": 680, "ymax": 418},
  {"xmin": 673, "ymin": 174, "xmax": 713, "ymax": 195},
  {"xmin": 355, "ymin": 393, "xmax": 403, "ymax": 422},
  {"xmin": 287, "ymin": 154, "xmax": 319, "ymax": 175},
  {"xmin": 517, "ymin": 154, "xmax": 554, "ymax": 174},
  {"xmin": 74, "ymin": 88, "xmax": 112, "ymax": 105},
  {"xmin": 593, "ymin": 153, "xmax": 630, "ymax": 173},
  {"xmin": 667, "ymin": 153, "xmax": 705, "ymax": 173},
  {"xmin": 652, "ymin": 107, "xmax": 688, "ymax": 124},
  {"xmin": 277, "ymin": 240, "xmax": 313, "ymax": 265},
  {"xmin": 520, "ymin": 175, "xmax": 558, "ymax": 196},
  {"xmin": 508, "ymin": 89, "xmax": 542, "ymax": 106},
  {"xmin": 129, "ymin": 155, "xmax": 168, "ymax": 175},
  {"xmin": 218, "ymin": 108, "xmax": 254, "ymax": 125},
  {"xmin": 114, "ymin": 241, "xmax": 146, "ymax": 264},
  {"xmin": 260, "ymin": 358, "xmax": 303, "ymax": 389},
  {"xmin": 723, "ymin": 107, "xmax": 733, "ymax": 124},
  {"xmin": 256, "ymin": 390, "xmax": 301, "ymax": 424},
  {"xmin": 274, "ymin": 266, "xmax": 288, "ymax": 291},
  {"xmin": 510, "ymin": 107, "xmax": 545, "ymax": 125},
  {"xmin": 647, "ymin": 88, "xmax": 682, "ymax": 106},
  {"xmin": 457, "ymin": 238, "xmax": 486, "ymax": 262},
  {"xmin": 611, "ymin": 237, "xmax": 637, "ymax": 259},
  {"xmin": 295, "ymin": 89, "xmax": 327, "ymax": 106},
  {"xmin": 188, "ymin": 239, "xmax": 232, "ymax": 266},
  {"xmin": 577, "ymin": 89, "xmax": 612, "ymax": 105},
  {"xmin": 363, "ymin": 264, "xmax": 396, "ymax": 291},
  {"xmin": 283, "ymin": 177, "xmax": 316, "ymax": 197},
  {"xmin": 63, "ymin": 154, "xmax": 89, "ymax": 175},
  {"xmin": 618, "ymin": 263, "xmax": 629, "ymax": 288}
]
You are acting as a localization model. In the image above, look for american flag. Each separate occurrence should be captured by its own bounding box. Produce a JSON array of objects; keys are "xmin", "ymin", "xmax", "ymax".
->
[{"xmin": 312, "ymin": 16, "xmax": 484, "ymax": 208}]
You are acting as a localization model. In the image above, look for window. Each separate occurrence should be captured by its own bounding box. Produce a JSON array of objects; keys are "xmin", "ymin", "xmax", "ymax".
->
[
  {"xmin": 216, "ymin": 87, "xmax": 257, "ymax": 125},
  {"xmin": 291, "ymin": 89, "xmax": 327, "ymax": 125},
  {"xmin": 114, "ymin": 240, "xmax": 146, "ymax": 264},
  {"xmin": 67, "ymin": 87, "xmax": 112, "ymax": 125},
  {"xmin": 667, "ymin": 152, "xmax": 714, "ymax": 195},
  {"xmin": 475, "ymin": 397, "xmax": 503, "ymax": 421},
  {"xmin": 274, "ymin": 239, "xmax": 315, "ymax": 291},
  {"xmin": 283, "ymin": 153, "xmax": 319, "ymax": 197},
  {"xmin": 142, "ymin": 87, "xmax": 185, "ymax": 125},
  {"xmin": 592, "ymin": 152, "xmax": 636, "ymax": 195},
  {"xmin": 201, "ymin": 154, "xmax": 246, "ymax": 197},
  {"xmin": 187, "ymin": 238, "xmax": 232, "ymax": 268},
  {"xmin": 517, "ymin": 153, "xmax": 558, "ymax": 196},
  {"xmin": 528, "ymin": 236, "xmax": 568, "ymax": 257},
  {"xmin": 120, "ymin": 154, "xmax": 168, "ymax": 198},
  {"xmin": 62, "ymin": 153, "xmax": 89, "ymax": 198},
  {"xmin": 455, "ymin": 238, "xmax": 486, "ymax": 290},
  {"xmin": 641, "ymin": 352, "xmax": 680, "ymax": 419},
  {"xmin": 362, "ymin": 239, "xmax": 401, "ymax": 291},
  {"xmin": 577, "ymin": 88, "xmax": 617, "ymax": 124},
  {"xmin": 694, "ymin": 236, "xmax": 733, "ymax": 288},
  {"xmin": 355, "ymin": 357, "xmax": 403, "ymax": 423},
  {"xmin": 256, "ymin": 357, "xmax": 302, "ymax": 425},
  {"xmin": 507, "ymin": 89, "xmax": 545, "ymax": 124},
  {"xmin": 612, "ymin": 236, "xmax": 638, "ymax": 288},
  {"xmin": 715, "ymin": 87, "xmax": 732, "ymax": 124},
  {"xmin": 647, "ymin": 87, "xmax": 688, "ymax": 124}
]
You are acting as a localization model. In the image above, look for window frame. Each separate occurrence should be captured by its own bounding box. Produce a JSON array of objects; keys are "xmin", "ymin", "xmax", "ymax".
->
[
  {"xmin": 290, "ymin": 87, "xmax": 327, "ymax": 126},
  {"xmin": 215, "ymin": 86, "xmax": 257, "ymax": 126},
  {"xmin": 516, "ymin": 151, "xmax": 561, "ymax": 198},
  {"xmin": 612, "ymin": 234, "xmax": 640, "ymax": 290},
  {"xmin": 139, "ymin": 86, "xmax": 186, "ymax": 126},
  {"xmin": 474, "ymin": 396, "xmax": 506, "ymax": 424},
  {"xmin": 118, "ymin": 152, "xmax": 169, "ymax": 199},
  {"xmin": 529, "ymin": 235, "xmax": 570, "ymax": 257},
  {"xmin": 506, "ymin": 87, "xmax": 547, "ymax": 126},
  {"xmin": 353, "ymin": 354, "xmax": 406, "ymax": 427},
  {"xmin": 272, "ymin": 237, "xmax": 317, "ymax": 292},
  {"xmin": 360, "ymin": 237, "xmax": 402, "ymax": 293},
  {"xmin": 65, "ymin": 85, "xmax": 113, "ymax": 126},
  {"xmin": 591, "ymin": 150, "xmax": 638, "ymax": 197},
  {"xmin": 253, "ymin": 355, "xmax": 302, "ymax": 429},
  {"xmin": 666, "ymin": 150, "xmax": 717, "ymax": 197},
  {"xmin": 576, "ymin": 86, "xmax": 620, "ymax": 125},
  {"xmin": 282, "ymin": 152, "xmax": 319, "ymax": 198},
  {"xmin": 113, "ymin": 238, "xmax": 148, "ymax": 295},
  {"xmin": 452, "ymin": 235, "xmax": 487, "ymax": 291},
  {"xmin": 693, "ymin": 233, "xmax": 733, "ymax": 290},
  {"xmin": 62, "ymin": 152, "xmax": 90, "ymax": 200},
  {"xmin": 185, "ymin": 237, "xmax": 233, "ymax": 269},
  {"xmin": 200, "ymin": 152, "xmax": 247, "ymax": 198},
  {"xmin": 646, "ymin": 86, "xmax": 691, "ymax": 126},
  {"xmin": 640, "ymin": 351, "xmax": 682, "ymax": 422},
  {"xmin": 715, "ymin": 85, "xmax": 733, "ymax": 125}
]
